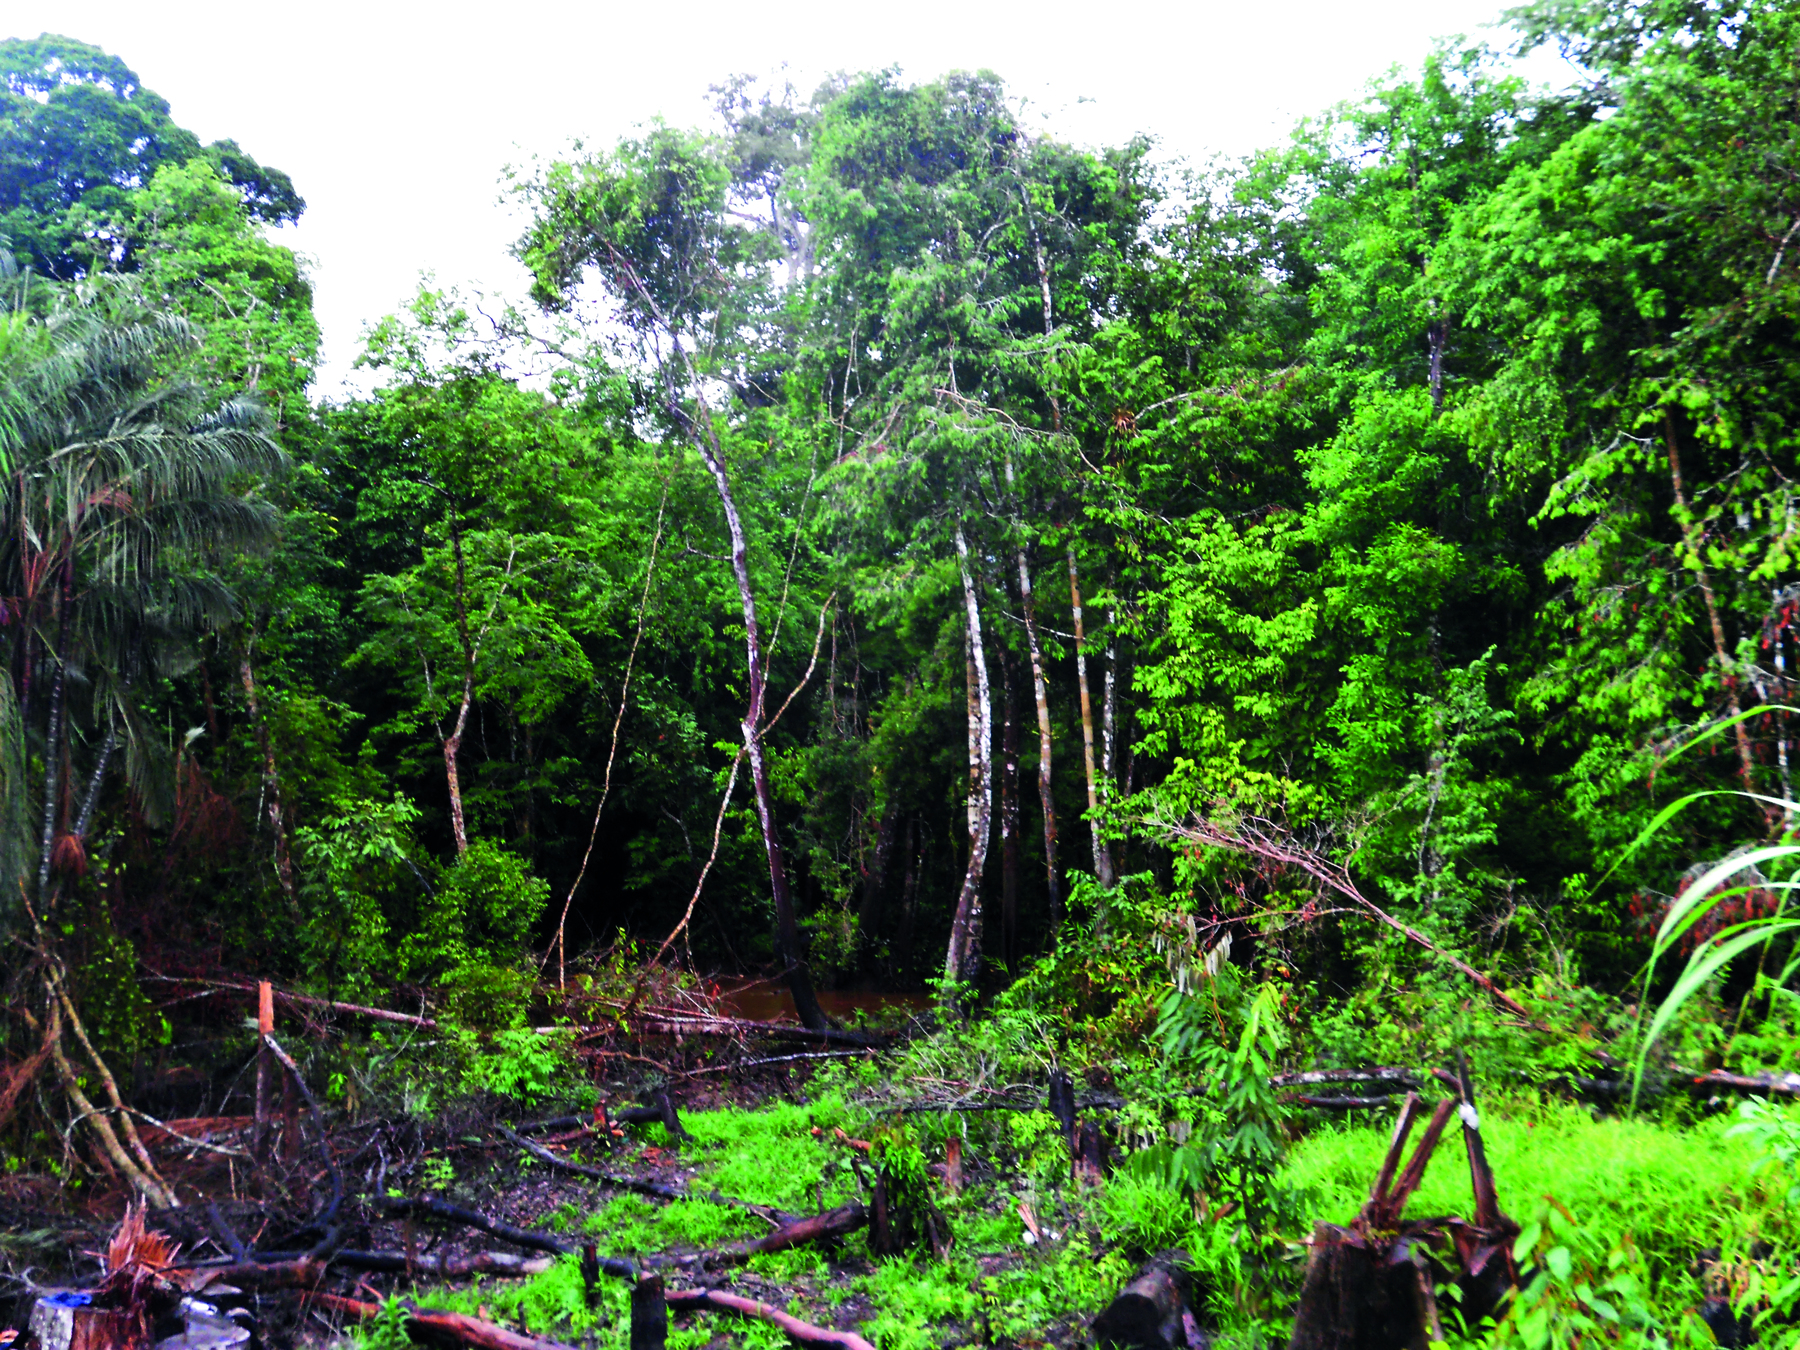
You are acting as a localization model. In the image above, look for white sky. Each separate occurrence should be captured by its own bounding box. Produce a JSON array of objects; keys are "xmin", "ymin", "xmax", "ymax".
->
[{"xmin": 4, "ymin": 0, "xmax": 1544, "ymax": 392}]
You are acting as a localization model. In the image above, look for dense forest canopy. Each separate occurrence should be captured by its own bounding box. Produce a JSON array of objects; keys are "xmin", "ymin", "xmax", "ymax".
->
[{"xmin": 3, "ymin": 0, "xmax": 1799, "ymax": 1083}]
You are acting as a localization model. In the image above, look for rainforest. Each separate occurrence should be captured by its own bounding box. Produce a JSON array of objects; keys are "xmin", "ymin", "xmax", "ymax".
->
[{"xmin": 3, "ymin": 3, "xmax": 1800, "ymax": 1347}]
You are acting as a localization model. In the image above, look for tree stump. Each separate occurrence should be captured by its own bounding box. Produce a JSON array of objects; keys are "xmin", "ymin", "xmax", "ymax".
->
[
  {"xmin": 1091, "ymin": 1252, "xmax": 1202, "ymax": 1349},
  {"xmin": 629, "ymin": 1272, "xmax": 666, "ymax": 1350}
]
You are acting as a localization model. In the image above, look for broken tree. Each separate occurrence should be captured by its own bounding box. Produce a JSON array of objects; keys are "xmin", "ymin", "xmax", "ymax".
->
[{"xmin": 1288, "ymin": 1069, "xmax": 1519, "ymax": 1350}]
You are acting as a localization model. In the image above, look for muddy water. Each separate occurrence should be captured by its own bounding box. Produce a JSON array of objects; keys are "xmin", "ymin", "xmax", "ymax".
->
[{"xmin": 715, "ymin": 980, "xmax": 931, "ymax": 1024}]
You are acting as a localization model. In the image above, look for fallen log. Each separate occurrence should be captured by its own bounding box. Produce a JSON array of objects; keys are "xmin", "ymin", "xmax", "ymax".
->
[
  {"xmin": 379, "ymin": 1196, "xmax": 571, "ymax": 1257},
  {"xmin": 649, "ymin": 1202, "xmax": 867, "ymax": 1271},
  {"xmin": 512, "ymin": 1115, "xmax": 590, "ymax": 1136},
  {"xmin": 332, "ymin": 1250, "xmax": 555, "ymax": 1278},
  {"xmin": 311, "ymin": 1292, "xmax": 574, "ymax": 1350},
  {"xmin": 157, "ymin": 979, "xmax": 440, "ymax": 1030},
  {"xmin": 685, "ymin": 1050, "xmax": 870, "ymax": 1076},
  {"xmin": 1681, "ymin": 1067, "xmax": 1800, "ymax": 1098},
  {"xmin": 136, "ymin": 1116, "xmax": 258, "ymax": 1148},
  {"xmin": 1091, "ymin": 1251, "xmax": 1203, "ymax": 1349},
  {"xmin": 1272, "ymin": 1068, "xmax": 1450, "ymax": 1092},
  {"xmin": 664, "ymin": 1287, "xmax": 877, "ymax": 1350},
  {"xmin": 611, "ymin": 1092, "xmax": 687, "ymax": 1143},
  {"xmin": 500, "ymin": 1127, "xmax": 689, "ymax": 1202},
  {"xmin": 602, "ymin": 1013, "xmax": 887, "ymax": 1048},
  {"xmin": 370, "ymin": 1197, "xmax": 635, "ymax": 1279},
  {"xmin": 179, "ymin": 1256, "xmax": 326, "ymax": 1293}
]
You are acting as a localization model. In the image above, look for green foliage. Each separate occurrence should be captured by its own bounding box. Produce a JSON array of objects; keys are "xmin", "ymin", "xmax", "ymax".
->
[
  {"xmin": 581, "ymin": 1194, "xmax": 760, "ymax": 1252},
  {"xmin": 1481, "ymin": 1201, "xmax": 1671, "ymax": 1350},
  {"xmin": 67, "ymin": 905, "xmax": 165, "ymax": 1065},
  {"xmin": 458, "ymin": 1026, "xmax": 576, "ymax": 1106},
  {"xmin": 0, "ymin": 35, "xmax": 301, "ymax": 278},
  {"xmin": 353, "ymin": 1297, "xmax": 415, "ymax": 1350},
  {"xmin": 1729, "ymin": 1098, "xmax": 1800, "ymax": 1210},
  {"xmin": 1156, "ymin": 967, "xmax": 1294, "ymax": 1240},
  {"xmin": 291, "ymin": 791, "xmax": 421, "ymax": 993},
  {"xmin": 407, "ymin": 839, "xmax": 550, "ymax": 980},
  {"xmin": 682, "ymin": 1096, "xmax": 862, "ymax": 1212}
]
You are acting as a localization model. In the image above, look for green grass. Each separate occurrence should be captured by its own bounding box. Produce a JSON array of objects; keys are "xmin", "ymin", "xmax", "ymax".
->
[
  {"xmin": 677, "ymin": 1095, "xmax": 866, "ymax": 1210},
  {"xmin": 360, "ymin": 1095, "xmax": 1800, "ymax": 1349},
  {"xmin": 1282, "ymin": 1100, "xmax": 1800, "ymax": 1281},
  {"xmin": 581, "ymin": 1193, "xmax": 761, "ymax": 1252}
]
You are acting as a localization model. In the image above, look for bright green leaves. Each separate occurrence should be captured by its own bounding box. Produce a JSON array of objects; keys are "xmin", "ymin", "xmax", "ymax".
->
[
  {"xmin": 515, "ymin": 123, "xmax": 768, "ymax": 339},
  {"xmin": 129, "ymin": 160, "xmax": 319, "ymax": 422}
]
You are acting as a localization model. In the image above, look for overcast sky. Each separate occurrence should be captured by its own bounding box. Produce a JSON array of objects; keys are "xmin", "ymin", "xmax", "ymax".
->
[{"xmin": 7, "ymin": 0, "xmax": 1545, "ymax": 392}]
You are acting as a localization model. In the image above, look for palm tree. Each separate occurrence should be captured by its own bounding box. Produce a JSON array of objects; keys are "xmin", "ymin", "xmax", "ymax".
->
[{"xmin": 0, "ymin": 272, "xmax": 289, "ymax": 922}]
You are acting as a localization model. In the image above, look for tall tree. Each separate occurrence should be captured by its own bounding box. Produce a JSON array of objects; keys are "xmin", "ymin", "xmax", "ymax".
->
[
  {"xmin": 518, "ymin": 126, "xmax": 831, "ymax": 1029},
  {"xmin": 0, "ymin": 36, "xmax": 301, "ymax": 278},
  {"xmin": 0, "ymin": 277, "xmax": 287, "ymax": 921}
]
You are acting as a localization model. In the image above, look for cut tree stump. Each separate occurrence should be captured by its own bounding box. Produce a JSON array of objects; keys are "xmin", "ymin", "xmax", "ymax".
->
[
  {"xmin": 629, "ymin": 1272, "xmax": 667, "ymax": 1350},
  {"xmin": 31, "ymin": 1297, "xmax": 150, "ymax": 1350},
  {"xmin": 1091, "ymin": 1252, "xmax": 1203, "ymax": 1348},
  {"xmin": 1286, "ymin": 1065, "xmax": 1519, "ymax": 1350}
]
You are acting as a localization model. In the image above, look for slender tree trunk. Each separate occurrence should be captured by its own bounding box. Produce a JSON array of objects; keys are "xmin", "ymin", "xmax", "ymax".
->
[
  {"xmin": 1666, "ymin": 413, "xmax": 1760, "ymax": 802},
  {"xmin": 1427, "ymin": 312, "xmax": 1450, "ymax": 418},
  {"xmin": 239, "ymin": 645, "xmax": 296, "ymax": 905},
  {"xmin": 999, "ymin": 643, "xmax": 1021, "ymax": 974},
  {"xmin": 444, "ymin": 709, "xmax": 471, "ymax": 857},
  {"xmin": 1101, "ymin": 616, "xmax": 1118, "ymax": 791},
  {"xmin": 443, "ymin": 519, "xmax": 477, "ymax": 858},
  {"xmin": 1774, "ymin": 593, "xmax": 1794, "ymax": 815},
  {"xmin": 1005, "ymin": 502, "xmax": 1063, "ymax": 936},
  {"xmin": 73, "ymin": 731, "xmax": 113, "ymax": 842},
  {"xmin": 1022, "ymin": 196, "xmax": 1063, "ymax": 434},
  {"xmin": 1101, "ymin": 611, "xmax": 1123, "ymax": 882},
  {"xmin": 35, "ymin": 560, "xmax": 72, "ymax": 905},
  {"xmin": 1067, "ymin": 548, "xmax": 1116, "ymax": 888},
  {"xmin": 945, "ymin": 523, "xmax": 993, "ymax": 990},
  {"xmin": 1016, "ymin": 188, "xmax": 1067, "ymax": 927},
  {"xmin": 689, "ymin": 407, "xmax": 827, "ymax": 1031}
]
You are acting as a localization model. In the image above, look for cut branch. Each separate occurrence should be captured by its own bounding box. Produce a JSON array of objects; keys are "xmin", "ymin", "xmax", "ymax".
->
[
  {"xmin": 550, "ymin": 487, "xmax": 667, "ymax": 986},
  {"xmin": 1154, "ymin": 811, "xmax": 1537, "ymax": 1023},
  {"xmin": 311, "ymin": 1292, "xmax": 579, "ymax": 1350},
  {"xmin": 664, "ymin": 1288, "xmax": 877, "ymax": 1350}
]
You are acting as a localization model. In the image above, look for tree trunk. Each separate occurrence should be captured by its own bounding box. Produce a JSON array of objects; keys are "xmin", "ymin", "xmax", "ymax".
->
[
  {"xmin": 1067, "ymin": 548, "xmax": 1116, "ymax": 888},
  {"xmin": 1101, "ymin": 606, "xmax": 1126, "ymax": 878},
  {"xmin": 1102, "ymin": 614, "xmax": 1119, "ymax": 792},
  {"xmin": 1009, "ymin": 531, "xmax": 1062, "ymax": 934},
  {"xmin": 1665, "ymin": 412, "xmax": 1761, "ymax": 803},
  {"xmin": 443, "ymin": 517, "xmax": 477, "ymax": 858},
  {"xmin": 444, "ymin": 724, "xmax": 470, "ymax": 857},
  {"xmin": 1427, "ymin": 311, "xmax": 1450, "ymax": 418},
  {"xmin": 999, "ymin": 642, "xmax": 1021, "ymax": 974},
  {"xmin": 239, "ymin": 646, "xmax": 296, "ymax": 905},
  {"xmin": 945, "ymin": 523, "xmax": 993, "ymax": 990},
  {"xmin": 35, "ymin": 559, "xmax": 73, "ymax": 906},
  {"xmin": 689, "ymin": 411, "xmax": 827, "ymax": 1031}
]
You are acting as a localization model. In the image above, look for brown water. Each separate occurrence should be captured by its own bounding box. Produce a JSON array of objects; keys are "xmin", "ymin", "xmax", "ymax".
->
[{"xmin": 715, "ymin": 979, "xmax": 931, "ymax": 1024}]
